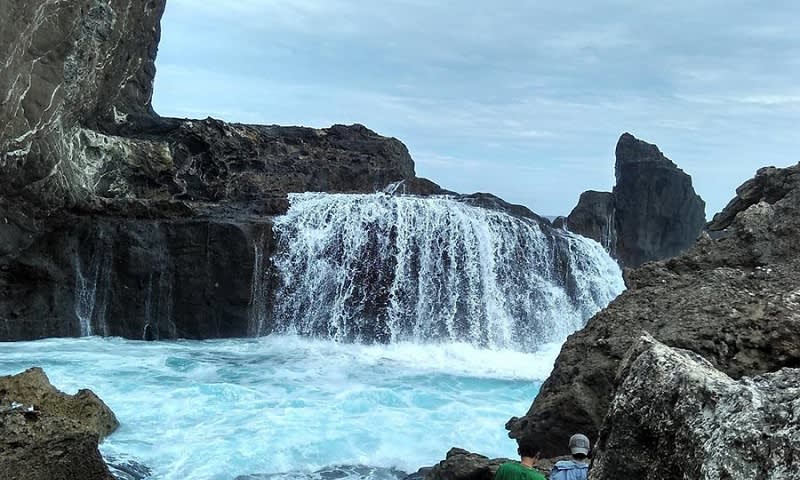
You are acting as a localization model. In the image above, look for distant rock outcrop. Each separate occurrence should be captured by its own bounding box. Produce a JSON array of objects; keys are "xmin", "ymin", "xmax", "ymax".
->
[
  {"xmin": 590, "ymin": 335, "xmax": 800, "ymax": 479},
  {"xmin": 565, "ymin": 133, "xmax": 706, "ymax": 267},
  {"xmin": 508, "ymin": 161, "xmax": 800, "ymax": 457},
  {"xmin": 0, "ymin": 367, "xmax": 118, "ymax": 480}
]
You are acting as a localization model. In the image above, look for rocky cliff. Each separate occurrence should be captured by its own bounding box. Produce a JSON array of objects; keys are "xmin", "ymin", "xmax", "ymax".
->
[
  {"xmin": 508, "ymin": 161, "xmax": 800, "ymax": 457},
  {"xmin": 0, "ymin": 0, "xmax": 420, "ymax": 340},
  {"xmin": 565, "ymin": 133, "xmax": 706, "ymax": 267},
  {"xmin": 590, "ymin": 335, "xmax": 799, "ymax": 479}
]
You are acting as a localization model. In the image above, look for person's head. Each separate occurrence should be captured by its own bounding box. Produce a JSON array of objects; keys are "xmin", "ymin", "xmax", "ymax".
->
[
  {"xmin": 517, "ymin": 439, "xmax": 540, "ymax": 461},
  {"xmin": 568, "ymin": 433, "xmax": 590, "ymax": 460}
]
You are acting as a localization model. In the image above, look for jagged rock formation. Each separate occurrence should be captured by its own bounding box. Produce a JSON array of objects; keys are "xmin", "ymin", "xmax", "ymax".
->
[
  {"xmin": 507, "ymin": 161, "xmax": 800, "ymax": 457},
  {"xmin": 0, "ymin": 0, "xmax": 419, "ymax": 340},
  {"xmin": 565, "ymin": 133, "xmax": 706, "ymax": 267},
  {"xmin": 0, "ymin": 367, "xmax": 118, "ymax": 480},
  {"xmin": 590, "ymin": 335, "xmax": 800, "ymax": 479}
]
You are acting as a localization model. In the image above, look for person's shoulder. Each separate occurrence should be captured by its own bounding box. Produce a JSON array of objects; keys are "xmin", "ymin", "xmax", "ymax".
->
[
  {"xmin": 528, "ymin": 469, "xmax": 546, "ymax": 480},
  {"xmin": 494, "ymin": 462, "xmax": 515, "ymax": 476}
]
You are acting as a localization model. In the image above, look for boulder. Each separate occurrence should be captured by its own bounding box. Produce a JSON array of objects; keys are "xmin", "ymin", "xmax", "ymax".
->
[
  {"xmin": 566, "ymin": 133, "xmax": 706, "ymax": 266},
  {"xmin": 424, "ymin": 448, "xmax": 565, "ymax": 480},
  {"xmin": 589, "ymin": 335, "xmax": 800, "ymax": 479},
  {"xmin": 0, "ymin": 367, "xmax": 118, "ymax": 480},
  {"xmin": 425, "ymin": 448, "xmax": 511, "ymax": 480},
  {"xmin": 507, "ymin": 162, "xmax": 800, "ymax": 457}
]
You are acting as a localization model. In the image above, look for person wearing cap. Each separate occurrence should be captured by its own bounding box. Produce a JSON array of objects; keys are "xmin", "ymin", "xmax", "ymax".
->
[
  {"xmin": 494, "ymin": 439, "xmax": 546, "ymax": 480},
  {"xmin": 550, "ymin": 433, "xmax": 590, "ymax": 480}
]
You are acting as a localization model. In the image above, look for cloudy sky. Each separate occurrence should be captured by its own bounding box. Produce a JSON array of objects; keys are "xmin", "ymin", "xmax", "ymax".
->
[{"xmin": 153, "ymin": 0, "xmax": 799, "ymax": 217}]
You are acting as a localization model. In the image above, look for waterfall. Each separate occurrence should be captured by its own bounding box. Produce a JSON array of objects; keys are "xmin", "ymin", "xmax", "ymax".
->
[
  {"xmin": 249, "ymin": 231, "xmax": 270, "ymax": 336},
  {"xmin": 268, "ymin": 192, "xmax": 625, "ymax": 350},
  {"xmin": 74, "ymin": 236, "xmax": 112, "ymax": 337}
]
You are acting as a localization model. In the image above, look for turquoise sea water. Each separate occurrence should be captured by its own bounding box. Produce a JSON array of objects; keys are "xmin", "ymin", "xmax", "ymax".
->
[{"xmin": 0, "ymin": 335, "xmax": 558, "ymax": 480}]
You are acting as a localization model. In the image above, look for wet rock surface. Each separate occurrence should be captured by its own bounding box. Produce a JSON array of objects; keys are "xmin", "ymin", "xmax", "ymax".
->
[
  {"xmin": 424, "ymin": 448, "xmax": 562, "ymax": 480},
  {"xmin": 425, "ymin": 448, "xmax": 510, "ymax": 480},
  {"xmin": 589, "ymin": 335, "xmax": 800, "ymax": 479},
  {"xmin": 565, "ymin": 133, "xmax": 706, "ymax": 267},
  {"xmin": 0, "ymin": 0, "xmax": 423, "ymax": 341},
  {"xmin": 0, "ymin": 0, "xmax": 559, "ymax": 342},
  {"xmin": 0, "ymin": 367, "xmax": 118, "ymax": 480},
  {"xmin": 509, "ymin": 161, "xmax": 800, "ymax": 457}
]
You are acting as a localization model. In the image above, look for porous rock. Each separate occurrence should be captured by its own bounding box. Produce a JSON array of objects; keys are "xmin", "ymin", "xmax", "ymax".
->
[
  {"xmin": 508, "ymin": 162, "xmax": 800, "ymax": 457},
  {"xmin": 0, "ymin": 367, "xmax": 118, "ymax": 480},
  {"xmin": 589, "ymin": 335, "xmax": 800, "ymax": 479}
]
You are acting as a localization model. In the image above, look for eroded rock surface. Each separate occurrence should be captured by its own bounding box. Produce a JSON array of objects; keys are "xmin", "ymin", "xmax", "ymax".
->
[
  {"xmin": 565, "ymin": 133, "xmax": 706, "ymax": 267},
  {"xmin": 508, "ymin": 162, "xmax": 800, "ymax": 457},
  {"xmin": 0, "ymin": 367, "xmax": 118, "ymax": 480},
  {"xmin": 0, "ymin": 0, "xmax": 420, "ymax": 340},
  {"xmin": 590, "ymin": 335, "xmax": 800, "ymax": 479},
  {"xmin": 424, "ymin": 448, "xmax": 564, "ymax": 480}
]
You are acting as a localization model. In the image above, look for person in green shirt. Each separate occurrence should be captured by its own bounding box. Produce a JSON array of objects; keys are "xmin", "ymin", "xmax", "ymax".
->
[{"xmin": 494, "ymin": 440, "xmax": 546, "ymax": 480}]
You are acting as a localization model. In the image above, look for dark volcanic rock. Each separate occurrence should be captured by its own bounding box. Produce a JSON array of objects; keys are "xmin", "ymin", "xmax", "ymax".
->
[
  {"xmin": 564, "ymin": 191, "xmax": 615, "ymax": 252},
  {"xmin": 0, "ymin": 1, "xmax": 414, "ymax": 209},
  {"xmin": 0, "ymin": 0, "xmax": 418, "ymax": 340},
  {"xmin": 0, "ymin": 0, "xmax": 165, "ymax": 209},
  {"xmin": 613, "ymin": 133, "xmax": 706, "ymax": 266},
  {"xmin": 507, "ymin": 162, "xmax": 800, "ymax": 457},
  {"xmin": 0, "ymin": 211, "xmax": 276, "ymax": 340},
  {"xmin": 565, "ymin": 133, "xmax": 706, "ymax": 267},
  {"xmin": 424, "ymin": 448, "xmax": 557, "ymax": 480},
  {"xmin": 0, "ymin": 367, "xmax": 117, "ymax": 480},
  {"xmin": 425, "ymin": 448, "xmax": 510, "ymax": 480},
  {"xmin": 590, "ymin": 335, "xmax": 800, "ymax": 480}
]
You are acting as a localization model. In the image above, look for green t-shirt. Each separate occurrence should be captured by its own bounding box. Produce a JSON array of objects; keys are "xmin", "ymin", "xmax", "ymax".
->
[{"xmin": 494, "ymin": 462, "xmax": 546, "ymax": 480}]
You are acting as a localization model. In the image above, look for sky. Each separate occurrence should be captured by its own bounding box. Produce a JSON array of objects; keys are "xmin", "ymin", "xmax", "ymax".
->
[{"xmin": 152, "ymin": 0, "xmax": 800, "ymax": 217}]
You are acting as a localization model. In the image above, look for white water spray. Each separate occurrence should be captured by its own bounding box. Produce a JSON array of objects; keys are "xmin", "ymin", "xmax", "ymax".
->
[
  {"xmin": 74, "ymin": 240, "xmax": 112, "ymax": 337},
  {"xmin": 268, "ymin": 193, "xmax": 624, "ymax": 350}
]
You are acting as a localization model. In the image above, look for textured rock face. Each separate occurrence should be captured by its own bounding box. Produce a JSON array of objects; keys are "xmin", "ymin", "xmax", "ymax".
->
[
  {"xmin": 565, "ymin": 133, "xmax": 706, "ymax": 267},
  {"xmin": 565, "ymin": 191, "xmax": 615, "ymax": 253},
  {"xmin": 590, "ymin": 336, "xmax": 800, "ymax": 479},
  {"xmin": 0, "ymin": 0, "xmax": 418, "ymax": 340},
  {"xmin": 0, "ymin": 0, "xmax": 164, "ymax": 208},
  {"xmin": 425, "ymin": 449, "xmax": 508, "ymax": 480},
  {"xmin": 424, "ymin": 448, "xmax": 564, "ymax": 480},
  {"xmin": 1, "ymin": 212, "xmax": 276, "ymax": 340},
  {"xmin": 0, "ymin": 367, "xmax": 118, "ymax": 480},
  {"xmin": 508, "ymin": 161, "xmax": 800, "ymax": 457}
]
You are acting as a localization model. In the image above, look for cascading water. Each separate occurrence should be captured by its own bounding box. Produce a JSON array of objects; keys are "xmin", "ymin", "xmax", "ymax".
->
[
  {"xmin": 267, "ymin": 192, "xmax": 624, "ymax": 350},
  {"xmin": 74, "ymin": 236, "xmax": 112, "ymax": 337},
  {"xmin": 249, "ymin": 231, "xmax": 271, "ymax": 337},
  {"xmin": 8, "ymin": 192, "xmax": 627, "ymax": 480}
]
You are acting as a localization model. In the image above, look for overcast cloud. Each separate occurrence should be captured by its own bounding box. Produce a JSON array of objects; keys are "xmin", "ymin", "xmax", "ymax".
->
[{"xmin": 153, "ymin": 0, "xmax": 800, "ymax": 216}]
